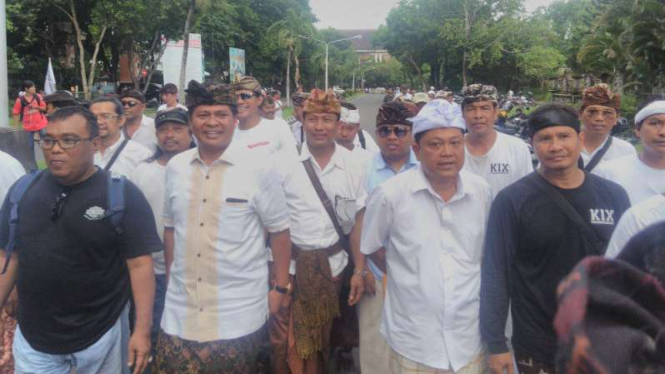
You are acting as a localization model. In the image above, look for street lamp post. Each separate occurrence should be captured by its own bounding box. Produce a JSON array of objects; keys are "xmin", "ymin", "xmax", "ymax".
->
[{"xmin": 298, "ymin": 34, "xmax": 362, "ymax": 91}]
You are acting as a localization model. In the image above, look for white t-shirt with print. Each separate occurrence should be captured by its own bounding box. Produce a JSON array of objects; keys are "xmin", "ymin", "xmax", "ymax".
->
[
  {"xmin": 463, "ymin": 132, "xmax": 533, "ymax": 194},
  {"xmin": 595, "ymin": 154, "xmax": 665, "ymax": 205},
  {"xmin": 233, "ymin": 118, "xmax": 299, "ymax": 162}
]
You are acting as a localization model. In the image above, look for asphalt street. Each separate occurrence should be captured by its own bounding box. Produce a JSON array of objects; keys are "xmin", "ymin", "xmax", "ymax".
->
[{"xmin": 351, "ymin": 93, "xmax": 385, "ymax": 141}]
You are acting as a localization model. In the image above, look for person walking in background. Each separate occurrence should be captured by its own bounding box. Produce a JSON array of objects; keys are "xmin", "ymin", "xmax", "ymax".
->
[
  {"xmin": 120, "ymin": 89, "xmax": 158, "ymax": 152},
  {"xmin": 12, "ymin": 80, "xmax": 47, "ymax": 150},
  {"xmin": 157, "ymin": 84, "xmax": 187, "ymax": 113}
]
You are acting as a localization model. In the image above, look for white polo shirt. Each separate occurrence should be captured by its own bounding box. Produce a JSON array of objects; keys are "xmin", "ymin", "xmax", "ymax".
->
[
  {"xmin": 234, "ymin": 118, "xmax": 299, "ymax": 162},
  {"xmin": 128, "ymin": 115, "xmax": 158, "ymax": 153},
  {"xmin": 594, "ymin": 154, "xmax": 665, "ymax": 204},
  {"xmin": 581, "ymin": 135, "xmax": 636, "ymax": 174},
  {"xmin": 463, "ymin": 131, "xmax": 533, "ymax": 194},
  {"xmin": 0, "ymin": 151, "xmax": 26, "ymax": 201},
  {"xmin": 161, "ymin": 145, "xmax": 289, "ymax": 342},
  {"xmin": 605, "ymin": 194, "xmax": 665, "ymax": 258},
  {"xmin": 350, "ymin": 145, "xmax": 375, "ymax": 166},
  {"xmin": 361, "ymin": 166, "xmax": 492, "ymax": 371},
  {"xmin": 276, "ymin": 144, "xmax": 367, "ymax": 277},
  {"xmin": 292, "ymin": 120, "xmax": 305, "ymax": 146},
  {"xmin": 130, "ymin": 160, "xmax": 167, "ymax": 275},
  {"xmin": 94, "ymin": 134, "xmax": 152, "ymax": 177}
]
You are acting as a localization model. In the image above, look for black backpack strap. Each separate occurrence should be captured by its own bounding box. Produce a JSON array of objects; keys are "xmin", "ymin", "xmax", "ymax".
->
[
  {"xmin": 583, "ymin": 136, "xmax": 613, "ymax": 172},
  {"xmin": 105, "ymin": 173, "xmax": 126, "ymax": 235},
  {"xmin": 104, "ymin": 139, "xmax": 130, "ymax": 171},
  {"xmin": 302, "ymin": 159, "xmax": 349, "ymax": 250},
  {"xmin": 358, "ymin": 129, "xmax": 367, "ymax": 149},
  {"xmin": 528, "ymin": 173, "xmax": 605, "ymax": 255},
  {"xmin": 2, "ymin": 171, "xmax": 44, "ymax": 274}
]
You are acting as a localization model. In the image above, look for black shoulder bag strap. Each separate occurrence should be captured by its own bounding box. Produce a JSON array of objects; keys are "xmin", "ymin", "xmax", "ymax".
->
[
  {"xmin": 582, "ymin": 136, "xmax": 613, "ymax": 172},
  {"xmin": 104, "ymin": 139, "xmax": 130, "ymax": 171},
  {"xmin": 302, "ymin": 159, "xmax": 349, "ymax": 250},
  {"xmin": 528, "ymin": 173, "xmax": 606, "ymax": 255},
  {"xmin": 358, "ymin": 129, "xmax": 367, "ymax": 149}
]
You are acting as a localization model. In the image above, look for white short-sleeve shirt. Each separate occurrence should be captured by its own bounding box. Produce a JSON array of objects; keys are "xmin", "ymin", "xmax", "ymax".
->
[
  {"xmin": 94, "ymin": 134, "xmax": 152, "ymax": 177},
  {"xmin": 594, "ymin": 154, "xmax": 665, "ymax": 204},
  {"xmin": 233, "ymin": 118, "xmax": 299, "ymax": 162},
  {"xmin": 128, "ymin": 115, "xmax": 158, "ymax": 153},
  {"xmin": 161, "ymin": 145, "xmax": 289, "ymax": 342},
  {"xmin": 361, "ymin": 167, "xmax": 492, "ymax": 371},
  {"xmin": 582, "ymin": 135, "xmax": 636, "ymax": 174},
  {"xmin": 463, "ymin": 132, "xmax": 533, "ymax": 194},
  {"xmin": 0, "ymin": 151, "xmax": 26, "ymax": 202},
  {"xmin": 130, "ymin": 160, "xmax": 167, "ymax": 274},
  {"xmin": 276, "ymin": 144, "xmax": 367, "ymax": 277},
  {"xmin": 605, "ymin": 194, "xmax": 665, "ymax": 258}
]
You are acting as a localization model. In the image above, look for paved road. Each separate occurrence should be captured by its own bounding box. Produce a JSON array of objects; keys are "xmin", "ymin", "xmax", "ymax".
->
[{"xmin": 351, "ymin": 93, "xmax": 385, "ymax": 139}]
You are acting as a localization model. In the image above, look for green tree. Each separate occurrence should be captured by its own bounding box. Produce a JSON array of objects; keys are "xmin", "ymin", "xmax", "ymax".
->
[{"xmin": 518, "ymin": 46, "xmax": 566, "ymax": 88}]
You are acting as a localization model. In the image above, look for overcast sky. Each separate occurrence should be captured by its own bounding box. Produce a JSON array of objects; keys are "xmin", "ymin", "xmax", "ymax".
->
[{"xmin": 310, "ymin": 0, "xmax": 557, "ymax": 29}]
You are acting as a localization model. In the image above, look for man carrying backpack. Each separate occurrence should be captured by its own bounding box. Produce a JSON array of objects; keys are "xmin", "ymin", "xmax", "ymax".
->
[
  {"xmin": 11, "ymin": 80, "xmax": 47, "ymax": 150},
  {"xmin": 0, "ymin": 106, "xmax": 162, "ymax": 374}
]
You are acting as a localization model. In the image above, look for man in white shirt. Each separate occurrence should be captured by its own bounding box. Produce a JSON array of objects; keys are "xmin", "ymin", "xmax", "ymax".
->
[
  {"xmin": 129, "ymin": 108, "xmax": 194, "ymax": 364},
  {"xmin": 462, "ymin": 84, "xmax": 533, "ymax": 194},
  {"xmin": 272, "ymin": 90, "xmax": 284, "ymax": 119},
  {"xmin": 269, "ymin": 89, "xmax": 367, "ymax": 374},
  {"xmin": 336, "ymin": 103, "xmax": 375, "ymax": 165},
  {"xmin": 595, "ymin": 97, "xmax": 665, "ymax": 204},
  {"xmin": 359, "ymin": 101, "xmax": 419, "ymax": 374},
  {"xmin": 605, "ymin": 193, "xmax": 665, "ymax": 259},
  {"xmin": 232, "ymin": 76, "xmax": 299, "ymax": 161},
  {"xmin": 0, "ymin": 151, "xmax": 25, "ymax": 202},
  {"xmin": 120, "ymin": 89, "xmax": 158, "ymax": 152},
  {"xmin": 90, "ymin": 97, "xmax": 152, "ymax": 177},
  {"xmin": 153, "ymin": 81, "xmax": 292, "ymax": 373},
  {"xmin": 157, "ymin": 83, "xmax": 187, "ymax": 113},
  {"xmin": 362, "ymin": 99, "xmax": 492, "ymax": 374},
  {"xmin": 578, "ymin": 84, "xmax": 636, "ymax": 173}
]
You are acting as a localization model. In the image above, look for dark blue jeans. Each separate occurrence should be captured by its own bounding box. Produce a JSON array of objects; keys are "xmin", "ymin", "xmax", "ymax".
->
[{"xmin": 144, "ymin": 273, "xmax": 166, "ymax": 374}]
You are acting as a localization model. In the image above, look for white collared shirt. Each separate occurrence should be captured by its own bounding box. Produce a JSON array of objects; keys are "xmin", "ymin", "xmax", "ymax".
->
[
  {"xmin": 0, "ymin": 151, "xmax": 26, "ymax": 201},
  {"xmin": 130, "ymin": 160, "xmax": 167, "ymax": 274},
  {"xmin": 94, "ymin": 133, "xmax": 152, "ymax": 177},
  {"xmin": 275, "ymin": 144, "xmax": 367, "ymax": 277},
  {"xmin": 353, "ymin": 130, "xmax": 380, "ymax": 153},
  {"xmin": 605, "ymin": 194, "xmax": 665, "ymax": 258},
  {"xmin": 581, "ymin": 135, "xmax": 636, "ymax": 174},
  {"xmin": 594, "ymin": 154, "xmax": 665, "ymax": 204},
  {"xmin": 350, "ymin": 145, "xmax": 375, "ymax": 166},
  {"xmin": 161, "ymin": 145, "xmax": 289, "ymax": 342},
  {"xmin": 128, "ymin": 115, "xmax": 158, "ymax": 153},
  {"xmin": 361, "ymin": 166, "xmax": 492, "ymax": 371},
  {"xmin": 157, "ymin": 103, "xmax": 188, "ymax": 113},
  {"xmin": 464, "ymin": 132, "xmax": 533, "ymax": 194}
]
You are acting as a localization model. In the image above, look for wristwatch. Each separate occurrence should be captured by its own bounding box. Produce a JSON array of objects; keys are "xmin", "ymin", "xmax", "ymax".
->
[
  {"xmin": 273, "ymin": 283, "xmax": 292, "ymax": 294},
  {"xmin": 353, "ymin": 268, "xmax": 367, "ymax": 278}
]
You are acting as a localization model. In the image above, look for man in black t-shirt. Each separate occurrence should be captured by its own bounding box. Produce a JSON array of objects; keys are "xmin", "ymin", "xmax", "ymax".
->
[
  {"xmin": 0, "ymin": 106, "xmax": 161, "ymax": 374},
  {"xmin": 480, "ymin": 103, "xmax": 631, "ymax": 374}
]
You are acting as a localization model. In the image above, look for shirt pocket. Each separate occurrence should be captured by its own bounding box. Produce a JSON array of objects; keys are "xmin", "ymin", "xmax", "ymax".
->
[{"xmin": 218, "ymin": 200, "xmax": 253, "ymax": 245}]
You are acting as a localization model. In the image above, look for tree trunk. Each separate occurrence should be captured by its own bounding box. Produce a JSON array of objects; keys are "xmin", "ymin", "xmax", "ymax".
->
[
  {"xmin": 144, "ymin": 35, "xmax": 169, "ymax": 95},
  {"xmin": 87, "ymin": 26, "xmax": 108, "ymax": 97},
  {"xmin": 128, "ymin": 40, "xmax": 139, "ymax": 89},
  {"xmin": 69, "ymin": 0, "xmax": 89, "ymax": 100},
  {"xmin": 286, "ymin": 47, "xmax": 291, "ymax": 107},
  {"xmin": 462, "ymin": 0, "xmax": 471, "ymax": 87},
  {"xmin": 294, "ymin": 50, "xmax": 302, "ymax": 91},
  {"xmin": 179, "ymin": 0, "xmax": 196, "ymax": 99}
]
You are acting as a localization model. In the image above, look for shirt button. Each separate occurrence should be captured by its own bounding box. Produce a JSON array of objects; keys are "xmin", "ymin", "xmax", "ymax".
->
[
  {"xmin": 197, "ymin": 253, "xmax": 201, "ymax": 258},
  {"xmin": 205, "ymin": 175, "xmax": 210, "ymax": 180},
  {"xmin": 203, "ymin": 198, "xmax": 207, "ymax": 203},
  {"xmin": 200, "ymin": 222, "xmax": 204, "ymax": 227},
  {"xmin": 198, "ymin": 277, "xmax": 202, "ymax": 282},
  {"xmin": 199, "ymin": 307, "xmax": 203, "ymax": 312}
]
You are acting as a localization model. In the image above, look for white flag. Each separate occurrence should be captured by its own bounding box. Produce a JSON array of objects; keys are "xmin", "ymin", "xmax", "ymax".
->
[{"xmin": 44, "ymin": 58, "xmax": 56, "ymax": 95}]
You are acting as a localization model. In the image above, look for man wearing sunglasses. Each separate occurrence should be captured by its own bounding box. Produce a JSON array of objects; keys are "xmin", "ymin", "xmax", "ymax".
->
[
  {"xmin": 0, "ymin": 106, "xmax": 161, "ymax": 374},
  {"xmin": 462, "ymin": 84, "xmax": 533, "ymax": 195},
  {"xmin": 358, "ymin": 101, "xmax": 419, "ymax": 374},
  {"xmin": 232, "ymin": 76, "xmax": 298, "ymax": 161},
  {"xmin": 120, "ymin": 89, "xmax": 158, "ymax": 153},
  {"xmin": 578, "ymin": 84, "xmax": 636, "ymax": 173},
  {"xmin": 91, "ymin": 97, "xmax": 152, "ymax": 177}
]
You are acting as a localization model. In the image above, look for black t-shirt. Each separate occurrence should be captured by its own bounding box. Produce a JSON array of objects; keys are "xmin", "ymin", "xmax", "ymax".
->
[
  {"xmin": 480, "ymin": 171, "xmax": 630, "ymax": 365},
  {"xmin": 0, "ymin": 169, "xmax": 161, "ymax": 354}
]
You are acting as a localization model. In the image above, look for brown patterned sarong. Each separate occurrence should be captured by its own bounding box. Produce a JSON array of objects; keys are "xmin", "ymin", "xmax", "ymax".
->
[
  {"xmin": 0, "ymin": 311, "xmax": 17, "ymax": 374},
  {"xmin": 152, "ymin": 325, "xmax": 269, "ymax": 374}
]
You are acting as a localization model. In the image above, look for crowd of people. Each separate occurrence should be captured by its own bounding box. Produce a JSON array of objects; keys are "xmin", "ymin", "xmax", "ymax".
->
[{"xmin": 0, "ymin": 77, "xmax": 663, "ymax": 374}]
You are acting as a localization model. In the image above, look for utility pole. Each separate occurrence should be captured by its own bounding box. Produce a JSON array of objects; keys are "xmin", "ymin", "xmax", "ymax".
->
[{"xmin": 0, "ymin": 0, "xmax": 9, "ymax": 127}]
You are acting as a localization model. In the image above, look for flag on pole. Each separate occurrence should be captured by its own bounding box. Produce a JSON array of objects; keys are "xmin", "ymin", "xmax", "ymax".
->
[{"xmin": 44, "ymin": 58, "xmax": 56, "ymax": 95}]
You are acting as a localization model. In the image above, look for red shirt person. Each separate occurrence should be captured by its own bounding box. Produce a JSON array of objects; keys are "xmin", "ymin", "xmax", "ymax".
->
[{"xmin": 12, "ymin": 80, "xmax": 47, "ymax": 133}]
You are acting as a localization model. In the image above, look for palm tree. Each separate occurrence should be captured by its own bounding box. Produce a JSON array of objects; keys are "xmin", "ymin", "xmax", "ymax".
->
[{"xmin": 268, "ymin": 9, "xmax": 315, "ymax": 106}]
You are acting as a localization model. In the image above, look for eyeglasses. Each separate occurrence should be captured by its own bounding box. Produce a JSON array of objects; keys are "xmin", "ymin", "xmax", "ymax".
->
[
  {"xmin": 377, "ymin": 126, "xmax": 411, "ymax": 138},
  {"xmin": 236, "ymin": 93, "xmax": 256, "ymax": 101},
  {"xmin": 38, "ymin": 138, "xmax": 93, "ymax": 150},
  {"xmin": 50, "ymin": 190, "xmax": 70, "ymax": 222},
  {"xmin": 584, "ymin": 109, "xmax": 616, "ymax": 119},
  {"xmin": 122, "ymin": 101, "xmax": 140, "ymax": 108},
  {"xmin": 96, "ymin": 113, "xmax": 119, "ymax": 122}
]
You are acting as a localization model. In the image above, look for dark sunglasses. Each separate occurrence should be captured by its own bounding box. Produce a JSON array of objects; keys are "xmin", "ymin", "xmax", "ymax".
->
[
  {"xmin": 50, "ymin": 190, "xmax": 70, "ymax": 222},
  {"xmin": 236, "ymin": 92, "xmax": 257, "ymax": 101},
  {"xmin": 122, "ymin": 101, "xmax": 140, "ymax": 108},
  {"xmin": 377, "ymin": 126, "xmax": 411, "ymax": 138}
]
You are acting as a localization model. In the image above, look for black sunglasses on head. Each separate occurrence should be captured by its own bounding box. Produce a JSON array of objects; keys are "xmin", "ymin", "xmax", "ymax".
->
[{"xmin": 377, "ymin": 126, "xmax": 411, "ymax": 138}]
